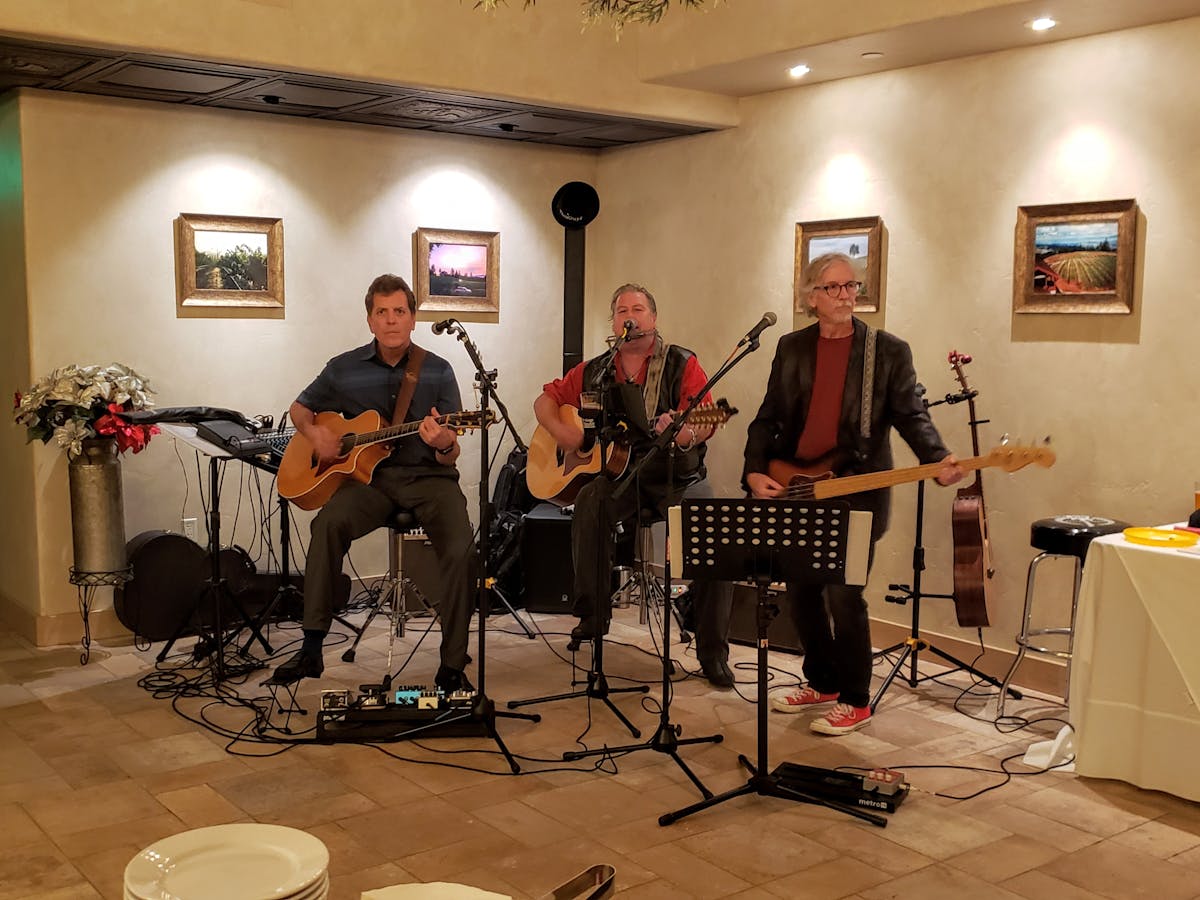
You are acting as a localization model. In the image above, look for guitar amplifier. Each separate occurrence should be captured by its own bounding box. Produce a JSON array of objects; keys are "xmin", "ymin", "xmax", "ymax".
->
[
  {"xmin": 522, "ymin": 503, "xmax": 575, "ymax": 614},
  {"xmin": 727, "ymin": 582, "xmax": 804, "ymax": 655}
]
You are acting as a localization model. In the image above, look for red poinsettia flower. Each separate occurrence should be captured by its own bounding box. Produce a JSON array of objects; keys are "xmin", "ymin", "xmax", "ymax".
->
[{"xmin": 94, "ymin": 403, "xmax": 158, "ymax": 454}]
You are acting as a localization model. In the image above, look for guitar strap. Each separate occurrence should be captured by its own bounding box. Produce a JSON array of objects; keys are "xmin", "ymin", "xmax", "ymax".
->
[
  {"xmin": 390, "ymin": 344, "xmax": 428, "ymax": 426},
  {"xmin": 860, "ymin": 326, "xmax": 877, "ymax": 441}
]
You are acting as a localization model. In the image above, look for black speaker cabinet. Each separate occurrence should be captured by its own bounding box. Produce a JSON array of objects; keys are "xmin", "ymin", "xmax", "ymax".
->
[
  {"xmin": 396, "ymin": 533, "xmax": 445, "ymax": 612},
  {"xmin": 727, "ymin": 582, "xmax": 804, "ymax": 655},
  {"xmin": 521, "ymin": 503, "xmax": 575, "ymax": 614}
]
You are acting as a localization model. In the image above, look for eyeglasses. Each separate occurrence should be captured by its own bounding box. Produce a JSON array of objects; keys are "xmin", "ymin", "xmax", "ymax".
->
[{"xmin": 813, "ymin": 281, "xmax": 862, "ymax": 298}]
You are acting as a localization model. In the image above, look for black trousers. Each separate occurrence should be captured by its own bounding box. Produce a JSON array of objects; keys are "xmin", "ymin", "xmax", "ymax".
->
[
  {"xmin": 303, "ymin": 466, "xmax": 476, "ymax": 672},
  {"xmin": 571, "ymin": 475, "xmax": 733, "ymax": 663}
]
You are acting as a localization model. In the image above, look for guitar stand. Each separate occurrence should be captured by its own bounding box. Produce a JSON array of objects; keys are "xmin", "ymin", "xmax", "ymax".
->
[{"xmin": 870, "ymin": 478, "xmax": 1021, "ymax": 710}]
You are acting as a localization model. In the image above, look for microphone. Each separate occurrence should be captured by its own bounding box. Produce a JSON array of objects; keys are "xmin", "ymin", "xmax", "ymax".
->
[
  {"xmin": 737, "ymin": 311, "xmax": 777, "ymax": 347},
  {"xmin": 605, "ymin": 320, "xmax": 640, "ymax": 346},
  {"xmin": 432, "ymin": 318, "xmax": 458, "ymax": 335}
]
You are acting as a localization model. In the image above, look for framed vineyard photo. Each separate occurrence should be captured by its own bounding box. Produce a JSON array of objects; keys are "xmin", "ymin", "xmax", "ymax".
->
[
  {"xmin": 175, "ymin": 213, "xmax": 284, "ymax": 318},
  {"xmin": 413, "ymin": 227, "xmax": 500, "ymax": 317},
  {"xmin": 794, "ymin": 216, "xmax": 883, "ymax": 314},
  {"xmin": 1013, "ymin": 199, "xmax": 1137, "ymax": 314}
]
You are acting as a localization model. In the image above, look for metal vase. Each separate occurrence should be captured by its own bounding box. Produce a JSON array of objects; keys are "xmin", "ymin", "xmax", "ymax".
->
[{"xmin": 68, "ymin": 437, "xmax": 127, "ymax": 574}]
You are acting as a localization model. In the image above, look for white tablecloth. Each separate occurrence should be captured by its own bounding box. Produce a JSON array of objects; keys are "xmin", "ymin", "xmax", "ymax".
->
[{"xmin": 1070, "ymin": 531, "xmax": 1200, "ymax": 801}]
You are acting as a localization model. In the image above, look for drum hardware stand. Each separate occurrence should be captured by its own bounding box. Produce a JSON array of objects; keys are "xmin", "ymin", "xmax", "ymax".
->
[
  {"xmin": 870, "ymin": 386, "xmax": 1021, "ymax": 709},
  {"xmin": 558, "ymin": 328, "xmax": 756, "ymax": 792},
  {"xmin": 660, "ymin": 500, "xmax": 888, "ymax": 828},
  {"xmin": 506, "ymin": 327, "xmax": 650, "ymax": 737},
  {"xmin": 241, "ymin": 492, "xmax": 304, "ymax": 656}
]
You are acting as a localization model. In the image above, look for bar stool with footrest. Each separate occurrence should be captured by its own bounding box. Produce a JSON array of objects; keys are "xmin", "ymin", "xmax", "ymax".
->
[
  {"xmin": 997, "ymin": 514, "xmax": 1129, "ymax": 718},
  {"xmin": 340, "ymin": 507, "xmax": 435, "ymax": 664}
]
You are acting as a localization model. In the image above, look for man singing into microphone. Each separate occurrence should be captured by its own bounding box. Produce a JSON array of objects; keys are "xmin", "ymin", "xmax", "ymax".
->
[
  {"xmin": 534, "ymin": 283, "xmax": 736, "ymax": 687},
  {"xmin": 744, "ymin": 253, "xmax": 963, "ymax": 734}
]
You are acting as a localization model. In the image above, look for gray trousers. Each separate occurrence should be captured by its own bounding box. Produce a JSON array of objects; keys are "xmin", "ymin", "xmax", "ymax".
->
[{"xmin": 303, "ymin": 466, "xmax": 475, "ymax": 672}]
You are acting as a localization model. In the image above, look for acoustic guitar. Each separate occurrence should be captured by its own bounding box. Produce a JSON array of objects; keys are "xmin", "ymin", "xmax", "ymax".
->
[
  {"xmin": 527, "ymin": 399, "xmax": 738, "ymax": 506},
  {"xmin": 766, "ymin": 442, "xmax": 1055, "ymax": 503},
  {"xmin": 276, "ymin": 409, "xmax": 494, "ymax": 510},
  {"xmin": 948, "ymin": 350, "xmax": 994, "ymax": 628}
]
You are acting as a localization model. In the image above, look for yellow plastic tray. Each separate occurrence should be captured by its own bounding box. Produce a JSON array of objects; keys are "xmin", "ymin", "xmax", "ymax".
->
[{"xmin": 1122, "ymin": 527, "xmax": 1199, "ymax": 548}]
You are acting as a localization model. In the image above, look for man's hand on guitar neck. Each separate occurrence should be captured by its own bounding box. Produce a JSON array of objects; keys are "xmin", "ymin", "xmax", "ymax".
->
[
  {"xmin": 420, "ymin": 407, "xmax": 461, "ymax": 465},
  {"xmin": 935, "ymin": 454, "xmax": 965, "ymax": 486}
]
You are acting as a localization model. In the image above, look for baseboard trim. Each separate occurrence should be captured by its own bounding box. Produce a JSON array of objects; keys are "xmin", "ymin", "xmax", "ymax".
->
[{"xmin": 870, "ymin": 617, "xmax": 1067, "ymax": 698}]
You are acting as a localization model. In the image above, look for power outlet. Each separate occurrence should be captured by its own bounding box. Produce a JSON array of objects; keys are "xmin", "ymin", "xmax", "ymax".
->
[{"xmin": 182, "ymin": 517, "xmax": 199, "ymax": 542}]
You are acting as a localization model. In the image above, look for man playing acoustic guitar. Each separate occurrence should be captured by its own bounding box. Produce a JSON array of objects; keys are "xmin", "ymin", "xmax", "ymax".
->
[
  {"xmin": 744, "ymin": 253, "xmax": 963, "ymax": 734},
  {"xmin": 534, "ymin": 283, "xmax": 737, "ymax": 687},
  {"xmin": 272, "ymin": 274, "xmax": 476, "ymax": 691}
]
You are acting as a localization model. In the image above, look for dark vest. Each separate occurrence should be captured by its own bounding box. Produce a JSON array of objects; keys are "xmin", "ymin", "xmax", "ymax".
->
[{"xmin": 582, "ymin": 343, "xmax": 706, "ymax": 484}]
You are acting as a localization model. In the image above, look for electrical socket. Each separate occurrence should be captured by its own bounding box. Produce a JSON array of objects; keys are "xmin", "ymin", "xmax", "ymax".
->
[{"xmin": 182, "ymin": 517, "xmax": 198, "ymax": 542}]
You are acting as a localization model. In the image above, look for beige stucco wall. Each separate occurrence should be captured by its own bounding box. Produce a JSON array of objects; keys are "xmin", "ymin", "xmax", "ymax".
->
[
  {"xmin": 588, "ymin": 17, "xmax": 1200, "ymax": 650},
  {"xmin": 6, "ymin": 88, "xmax": 594, "ymax": 635}
]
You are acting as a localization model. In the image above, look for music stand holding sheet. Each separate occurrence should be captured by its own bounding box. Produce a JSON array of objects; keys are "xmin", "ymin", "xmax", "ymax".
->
[
  {"xmin": 156, "ymin": 423, "xmax": 273, "ymax": 679},
  {"xmin": 659, "ymin": 498, "xmax": 889, "ymax": 827}
]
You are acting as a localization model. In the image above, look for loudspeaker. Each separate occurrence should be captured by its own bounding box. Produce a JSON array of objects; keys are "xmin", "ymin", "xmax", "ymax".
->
[
  {"xmin": 727, "ymin": 582, "xmax": 804, "ymax": 655},
  {"xmin": 521, "ymin": 503, "xmax": 575, "ymax": 613},
  {"xmin": 551, "ymin": 181, "xmax": 599, "ymax": 228}
]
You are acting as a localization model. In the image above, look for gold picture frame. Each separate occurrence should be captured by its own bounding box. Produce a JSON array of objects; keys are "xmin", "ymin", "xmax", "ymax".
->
[
  {"xmin": 174, "ymin": 213, "xmax": 284, "ymax": 318},
  {"xmin": 413, "ymin": 227, "xmax": 500, "ymax": 317},
  {"xmin": 794, "ymin": 216, "xmax": 884, "ymax": 314},
  {"xmin": 1013, "ymin": 199, "xmax": 1137, "ymax": 314}
]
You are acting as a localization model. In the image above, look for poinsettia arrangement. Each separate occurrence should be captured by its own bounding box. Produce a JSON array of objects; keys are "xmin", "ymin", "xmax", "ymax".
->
[{"xmin": 13, "ymin": 363, "xmax": 158, "ymax": 458}]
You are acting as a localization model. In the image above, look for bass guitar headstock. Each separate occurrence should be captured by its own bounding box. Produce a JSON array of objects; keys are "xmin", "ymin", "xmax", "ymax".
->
[{"xmin": 981, "ymin": 440, "xmax": 1057, "ymax": 472}]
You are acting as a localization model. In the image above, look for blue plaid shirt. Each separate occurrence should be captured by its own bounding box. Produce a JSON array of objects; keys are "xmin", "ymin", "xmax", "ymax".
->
[{"xmin": 296, "ymin": 341, "xmax": 463, "ymax": 470}]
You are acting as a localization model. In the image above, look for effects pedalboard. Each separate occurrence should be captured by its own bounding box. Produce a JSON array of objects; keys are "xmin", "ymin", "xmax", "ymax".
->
[
  {"xmin": 316, "ymin": 683, "xmax": 489, "ymax": 743},
  {"xmin": 770, "ymin": 762, "xmax": 910, "ymax": 813}
]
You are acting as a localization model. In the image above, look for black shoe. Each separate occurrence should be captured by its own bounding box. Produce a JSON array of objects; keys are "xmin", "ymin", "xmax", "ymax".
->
[
  {"xmin": 699, "ymin": 657, "xmax": 734, "ymax": 689},
  {"xmin": 567, "ymin": 616, "xmax": 611, "ymax": 650},
  {"xmin": 435, "ymin": 665, "xmax": 474, "ymax": 694},
  {"xmin": 270, "ymin": 650, "xmax": 323, "ymax": 684}
]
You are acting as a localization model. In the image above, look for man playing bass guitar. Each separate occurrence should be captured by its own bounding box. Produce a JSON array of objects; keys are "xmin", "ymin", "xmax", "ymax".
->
[
  {"xmin": 271, "ymin": 273, "xmax": 476, "ymax": 692},
  {"xmin": 743, "ymin": 253, "xmax": 963, "ymax": 734},
  {"xmin": 534, "ymin": 283, "xmax": 737, "ymax": 687}
]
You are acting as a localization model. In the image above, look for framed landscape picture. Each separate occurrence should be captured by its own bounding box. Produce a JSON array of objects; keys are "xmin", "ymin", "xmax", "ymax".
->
[
  {"xmin": 413, "ymin": 228, "xmax": 500, "ymax": 316},
  {"xmin": 1013, "ymin": 199, "xmax": 1137, "ymax": 314},
  {"xmin": 794, "ymin": 216, "xmax": 883, "ymax": 313},
  {"xmin": 175, "ymin": 213, "xmax": 284, "ymax": 318}
]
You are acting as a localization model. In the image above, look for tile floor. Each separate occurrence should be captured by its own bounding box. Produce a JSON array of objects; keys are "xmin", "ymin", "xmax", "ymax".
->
[{"xmin": 2, "ymin": 604, "xmax": 1199, "ymax": 900}]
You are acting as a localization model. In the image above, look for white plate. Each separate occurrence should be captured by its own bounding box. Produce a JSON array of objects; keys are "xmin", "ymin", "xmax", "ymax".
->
[{"xmin": 124, "ymin": 824, "xmax": 328, "ymax": 900}]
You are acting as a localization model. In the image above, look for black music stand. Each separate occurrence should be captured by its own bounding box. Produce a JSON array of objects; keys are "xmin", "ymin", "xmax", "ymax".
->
[
  {"xmin": 155, "ymin": 425, "xmax": 272, "ymax": 680},
  {"xmin": 659, "ymin": 498, "xmax": 890, "ymax": 828}
]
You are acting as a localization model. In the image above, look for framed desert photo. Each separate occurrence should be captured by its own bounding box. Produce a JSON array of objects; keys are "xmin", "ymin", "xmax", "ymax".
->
[
  {"xmin": 795, "ymin": 216, "xmax": 883, "ymax": 314},
  {"xmin": 1013, "ymin": 199, "xmax": 1137, "ymax": 314},
  {"xmin": 175, "ymin": 213, "xmax": 284, "ymax": 318},
  {"xmin": 413, "ymin": 228, "xmax": 500, "ymax": 316}
]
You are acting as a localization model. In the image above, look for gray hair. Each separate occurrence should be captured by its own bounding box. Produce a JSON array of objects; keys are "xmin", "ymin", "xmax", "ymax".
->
[{"xmin": 797, "ymin": 252, "xmax": 854, "ymax": 317}]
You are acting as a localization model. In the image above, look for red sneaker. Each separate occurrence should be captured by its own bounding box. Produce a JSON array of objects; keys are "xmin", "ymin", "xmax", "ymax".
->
[
  {"xmin": 810, "ymin": 702, "xmax": 872, "ymax": 735},
  {"xmin": 771, "ymin": 686, "xmax": 839, "ymax": 714}
]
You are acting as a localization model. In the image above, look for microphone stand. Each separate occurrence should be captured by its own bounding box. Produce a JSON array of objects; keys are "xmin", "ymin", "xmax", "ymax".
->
[
  {"xmin": 433, "ymin": 322, "xmax": 540, "ymax": 773},
  {"xmin": 562, "ymin": 328, "xmax": 765, "ymax": 798},
  {"xmin": 507, "ymin": 324, "xmax": 651, "ymax": 734}
]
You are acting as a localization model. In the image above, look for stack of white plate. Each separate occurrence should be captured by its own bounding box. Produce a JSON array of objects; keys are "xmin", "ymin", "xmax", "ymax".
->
[{"xmin": 124, "ymin": 823, "xmax": 329, "ymax": 900}]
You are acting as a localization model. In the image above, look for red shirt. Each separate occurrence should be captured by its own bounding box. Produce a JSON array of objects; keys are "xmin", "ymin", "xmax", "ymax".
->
[
  {"xmin": 795, "ymin": 334, "xmax": 852, "ymax": 462},
  {"xmin": 543, "ymin": 352, "xmax": 712, "ymax": 410}
]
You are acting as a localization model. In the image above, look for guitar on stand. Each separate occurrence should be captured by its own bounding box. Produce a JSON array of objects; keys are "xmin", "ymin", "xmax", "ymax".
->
[{"xmin": 948, "ymin": 350, "xmax": 993, "ymax": 628}]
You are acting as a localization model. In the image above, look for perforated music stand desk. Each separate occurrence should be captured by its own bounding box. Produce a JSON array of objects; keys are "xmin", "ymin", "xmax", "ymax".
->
[
  {"xmin": 156, "ymin": 424, "xmax": 272, "ymax": 674},
  {"xmin": 662, "ymin": 498, "xmax": 886, "ymax": 827}
]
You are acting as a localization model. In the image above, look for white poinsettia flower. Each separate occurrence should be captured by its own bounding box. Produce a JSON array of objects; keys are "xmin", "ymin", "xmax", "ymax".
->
[{"xmin": 54, "ymin": 419, "xmax": 92, "ymax": 458}]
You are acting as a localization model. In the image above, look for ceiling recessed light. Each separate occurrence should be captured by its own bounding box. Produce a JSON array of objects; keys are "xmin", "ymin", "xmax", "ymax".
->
[
  {"xmin": 788, "ymin": 64, "xmax": 811, "ymax": 79},
  {"xmin": 861, "ymin": 51, "xmax": 884, "ymax": 60},
  {"xmin": 1030, "ymin": 17, "xmax": 1057, "ymax": 31}
]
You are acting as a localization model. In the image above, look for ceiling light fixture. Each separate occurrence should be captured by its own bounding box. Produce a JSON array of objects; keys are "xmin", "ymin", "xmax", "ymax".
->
[
  {"xmin": 788, "ymin": 63, "xmax": 811, "ymax": 78},
  {"xmin": 1030, "ymin": 16, "xmax": 1057, "ymax": 31}
]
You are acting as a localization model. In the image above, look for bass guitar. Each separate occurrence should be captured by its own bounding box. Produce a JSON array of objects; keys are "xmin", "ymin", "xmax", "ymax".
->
[
  {"xmin": 948, "ymin": 350, "xmax": 994, "ymax": 628},
  {"xmin": 766, "ymin": 442, "xmax": 1055, "ymax": 502},
  {"xmin": 277, "ymin": 409, "xmax": 494, "ymax": 510},
  {"xmin": 527, "ymin": 399, "xmax": 738, "ymax": 506}
]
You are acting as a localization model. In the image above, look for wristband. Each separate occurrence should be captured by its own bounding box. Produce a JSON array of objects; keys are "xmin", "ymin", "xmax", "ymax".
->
[{"xmin": 436, "ymin": 442, "xmax": 456, "ymax": 456}]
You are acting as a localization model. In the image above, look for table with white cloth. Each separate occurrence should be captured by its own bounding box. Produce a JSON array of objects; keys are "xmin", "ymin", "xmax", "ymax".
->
[{"xmin": 1069, "ymin": 530, "xmax": 1200, "ymax": 801}]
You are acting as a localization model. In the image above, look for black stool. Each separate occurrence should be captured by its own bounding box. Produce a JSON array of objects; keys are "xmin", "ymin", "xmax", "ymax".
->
[
  {"xmin": 997, "ymin": 515, "xmax": 1128, "ymax": 716},
  {"xmin": 614, "ymin": 511, "xmax": 691, "ymax": 645},
  {"xmin": 340, "ymin": 507, "xmax": 436, "ymax": 664}
]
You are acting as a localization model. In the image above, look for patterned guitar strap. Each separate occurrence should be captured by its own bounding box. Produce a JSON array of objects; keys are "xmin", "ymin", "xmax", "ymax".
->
[{"xmin": 860, "ymin": 326, "xmax": 877, "ymax": 443}]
